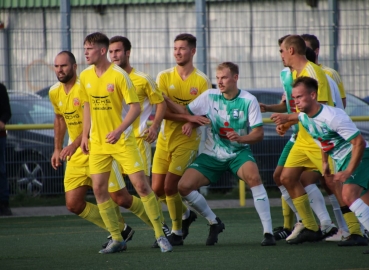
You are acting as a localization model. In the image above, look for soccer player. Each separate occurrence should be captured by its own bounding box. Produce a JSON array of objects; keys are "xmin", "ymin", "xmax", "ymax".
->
[
  {"xmin": 152, "ymin": 33, "xmax": 212, "ymax": 246},
  {"xmin": 108, "ymin": 35, "xmax": 171, "ymax": 240},
  {"xmin": 50, "ymin": 50, "xmax": 155, "ymax": 252},
  {"xmin": 165, "ymin": 62, "xmax": 276, "ymax": 246},
  {"xmin": 79, "ymin": 32, "xmax": 172, "ymax": 253},
  {"xmin": 271, "ymin": 35, "xmax": 364, "ymax": 245},
  {"xmin": 291, "ymin": 76, "xmax": 369, "ymax": 246}
]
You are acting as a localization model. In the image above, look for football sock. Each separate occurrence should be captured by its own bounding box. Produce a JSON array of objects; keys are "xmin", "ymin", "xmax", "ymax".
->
[
  {"xmin": 183, "ymin": 190, "xmax": 217, "ymax": 224},
  {"xmin": 158, "ymin": 195, "xmax": 166, "ymax": 224},
  {"xmin": 279, "ymin": 185, "xmax": 301, "ymax": 222},
  {"xmin": 128, "ymin": 195, "xmax": 153, "ymax": 228},
  {"xmin": 112, "ymin": 202, "xmax": 125, "ymax": 232},
  {"xmin": 329, "ymin": 194, "xmax": 349, "ymax": 232},
  {"xmin": 293, "ymin": 193, "xmax": 319, "ymax": 231},
  {"xmin": 281, "ymin": 196, "xmax": 294, "ymax": 230},
  {"xmin": 349, "ymin": 198, "xmax": 369, "ymax": 232},
  {"xmin": 141, "ymin": 191, "xmax": 164, "ymax": 239},
  {"xmin": 166, "ymin": 193, "xmax": 183, "ymax": 234},
  {"xmin": 79, "ymin": 202, "xmax": 107, "ymax": 230},
  {"xmin": 304, "ymin": 184, "xmax": 332, "ymax": 226},
  {"xmin": 251, "ymin": 184, "xmax": 273, "ymax": 234},
  {"xmin": 98, "ymin": 198, "xmax": 123, "ymax": 241},
  {"xmin": 341, "ymin": 207, "xmax": 362, "ymax": 236}
]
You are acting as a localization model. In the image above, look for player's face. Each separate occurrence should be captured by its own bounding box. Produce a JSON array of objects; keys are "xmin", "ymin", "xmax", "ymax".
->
[
  {"xmin": 292, "ymin": 84, "xmax": 316, "ymax": 113},
  {"xmin": 216, "ymin": 68, "xmax": 238, "ymax": 94},
  {"xmin": 54, "ymin": 54, "xmax": 76, "ymax": 84},
  {"xmin": 173, "ymin": 40, "xmax": 195, "ymax": 66},
  {"xmin": 84, "ymin": 42, "xmax": 104, "ymax": 65},
  {"xmin": 279, "ymin": 43, "xmax": 291, "ymax": 67},
  {"xmin": 109, "ymin": 42, "xmax": 129, "ymax": 69}
]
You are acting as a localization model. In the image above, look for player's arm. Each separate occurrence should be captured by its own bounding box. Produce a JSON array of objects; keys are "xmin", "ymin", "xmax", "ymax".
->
[
  {"xmin": 334, "ymin": 134, "xmax": 366, "ymax": 183},
  {"xmin": 227, "ymin": 126, "xmax": 264, "ymax": 144},
  {"xmin": 260, "ymin": 101, "xmax": 287, "ymax": 113},
  {"xmin": 51, "ymin": 114, "xmax": 67, "ymax": 170},
  {"xmin": 270, "ymin": 112, "xmax": 299, "ymax": 125},
  {"xmin": 60, "ymin": 134, "xmax": 82, "ymax": 162},
  {"xmin": 81, "ymin": 102, "xmax": 91, "ymax": 154},
  {"xmin": 321, "ymin": 149, "xmax": 331, "ymax": 177},
  {"xmin": 106, "ymin": 102, "xmax": 141, "ymax": 144},
  {"xmin": 145, "ymin": 101, "xmax": 166, "ymax": 143}
]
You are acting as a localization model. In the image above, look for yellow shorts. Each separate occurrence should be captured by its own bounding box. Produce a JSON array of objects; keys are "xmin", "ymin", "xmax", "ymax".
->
[
  {"xmin": 152, "ymin": 147, "xmax": 197, "ymax": 176},
  {"xmin": 284, "ymin": 145, "xmax": 333, "ymax": 173},
  {"xmin": 89, "ymin": 145, "xmax": 144, "ymax": 175},
  {"xmin": 136, "ymin": 137, "xmax": 152, "ymax": 177},
  {"xmin": 64, "ymin": 160, "xmax": 126, "ymax": 193}
]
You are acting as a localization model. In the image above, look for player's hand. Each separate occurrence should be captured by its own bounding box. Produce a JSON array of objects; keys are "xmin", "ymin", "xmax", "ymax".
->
[
  {"xmin": 259, "ymin": 103, "xmax": 268, "ymax": 113},
  {"xmin": 281, "ymin": 93, "xmax": 286, "ymax": 102},
  {"xmin": 60, "ymin": 144, "xmax": 78, "ymax": 161},
  {"xmin": 276, "ymin": 123, "xmax": 291, "ymax": 136},
  {"xmin": 182, "ymin": 122, "xmax": 194, "ymax": 137},
  {"xmin": 144, "ymin": 125, "xmax": 159, "ymax": 144},
  {"xmin": 51, "ymin": 150, "xmax": 62, "ymax": 170},
  {"xmin": 226, "ymin": 131, "xmax": 241, "ymax": 143},
  {"xmin": 270, "ymin": 113, "xmax": 289, "ymax": 125},
  {"xmin": 333, "ymin": 170, "xmax": 351, "ymax": 183},
  {"xmin": 187, "ymin": 115, "xmax": 210, "ymax": 125},
  {"xmin": 80, "ymin": 137, "xmax": 89, "ymax": 155},
  {"xmin": 106, "ymin": 130, "xmax": 123, "ymax": 144}
]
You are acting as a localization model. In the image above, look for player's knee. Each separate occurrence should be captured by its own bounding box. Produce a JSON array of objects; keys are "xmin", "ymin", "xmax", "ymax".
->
[
  {"xmin": 66, "ymin": 200, "xmax": 85, "ymax": 215},
  {"xmin": 113, "ymin": 196, "xmax": 132, "ymax": 209},
  {"xmin": 273, "ymin": 171, "xmax": 282, "ymax": 185},
  {"xmin": 280, "ymin": 174, "xmax": 292, "ymax": 187},
  {"xmin": 178, "ymin": 182, "xmax": 192, "ymax": 197},
  {"xmin": 341, "ymin": 191, "xmax": 356, "ymax": 207}
]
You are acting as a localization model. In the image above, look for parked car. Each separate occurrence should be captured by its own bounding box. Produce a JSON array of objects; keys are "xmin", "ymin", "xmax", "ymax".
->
[
  {"xmin": 6, "ymin": 91, "xmax": 64, "ymax": 196},
  {"xmin": 35, "ymin": 86, "xmax": 51, "ymax": 100}
]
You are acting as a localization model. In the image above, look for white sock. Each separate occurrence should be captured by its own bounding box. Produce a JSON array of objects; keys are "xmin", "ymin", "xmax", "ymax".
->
[
  {"xmin": 349, "ymin": 198, "xmax": 369, "ymax": 231},
  {"xmin": 251, "ymin": 184, "xmax": 273, "ymax": 234},
  {"xmin": 279, "ymin": 185, "xmax": 301, "ymax": 221},
  {"xmin": 304, "ymin": 184, "xmax": 332, "ymax": 226},
  {"xmin": 183, "ymin": 190, "xmax": 217, "ymax": 224},
  {"xmin": 182, "ymin": 208, "xmax": 190, "ymax": 220},
  {"xmin": 328, "ymin": 194, "xmax": 349, "ymax": 232}
]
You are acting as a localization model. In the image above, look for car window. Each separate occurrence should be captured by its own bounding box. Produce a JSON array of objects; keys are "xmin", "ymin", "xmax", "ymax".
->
[
  {"xmin": 345, "ymin": 94, "xmax": 369, "ymax": 117},
  {"xmin": 10, "ymin": 99, "xmax": 54, "ymax": 125}
]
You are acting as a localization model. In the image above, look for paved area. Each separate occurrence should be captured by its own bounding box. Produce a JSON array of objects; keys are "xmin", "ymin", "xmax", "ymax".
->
[{"xmin": 3, "ymin": 197, "xmax": 331, "ymax": 218}]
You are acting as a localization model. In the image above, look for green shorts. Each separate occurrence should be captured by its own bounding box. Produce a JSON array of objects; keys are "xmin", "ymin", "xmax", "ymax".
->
[
  {"xmin": 342, "ymin": 148, "xmax": 369, "ymax": 191},
  {"xmin": 187, "ymin": 148, "xmax": 256, "ymax": 184},
  {"xmin": 277, "ymin": 140, "xmax": 294, "ymax": 166}
]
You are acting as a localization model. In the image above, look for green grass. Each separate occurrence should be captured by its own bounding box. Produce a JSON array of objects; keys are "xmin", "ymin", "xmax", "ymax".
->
[{"xmin": 1, "ymin": 207, "xmax": 368, "ymax": 270}]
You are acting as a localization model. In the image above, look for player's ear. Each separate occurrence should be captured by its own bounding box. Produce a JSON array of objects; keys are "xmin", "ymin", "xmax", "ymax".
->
[{"xmin": 191, "ymin": 47, "xmax": 196, "ymax": 56}]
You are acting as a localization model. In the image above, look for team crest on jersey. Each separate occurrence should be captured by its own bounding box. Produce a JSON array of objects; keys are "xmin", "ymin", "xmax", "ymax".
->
[
  {"xmin": 190, "ymin": 87, "xmax": 198, "ymax": 95},
  {"xmin": 232, "ymin": 109, "xmax": 240, "ymax": 119},
  {"xmin": 107, "ymin": 83, "xmax": 115, "ymax": 93},
  {"xmin": 73, "ymin": 98, "xmax": 80, "ymax": 106}
]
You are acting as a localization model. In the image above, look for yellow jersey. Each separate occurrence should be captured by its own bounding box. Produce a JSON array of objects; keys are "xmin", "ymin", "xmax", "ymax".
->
[
  {"xmin": 49, "ymin": 78, "xmax": 88, "ymax": 166},
  {"xmin": 320, "ymin": 64, "xmax": 346, "ymax": 99},
  {"xmin": 127, "ymin": 68, "xmax": 164, "ymax": 138},
  {"xmin": 79, "ymin": 63, "xmax": 139, "ymax": 154},
  {"xmin": 293, "ymin": 61, "xmax": 334, "ymax": 150},
  {"xmin": 156, "ymin": 67, "xmax": 212, "ymax": 151}
]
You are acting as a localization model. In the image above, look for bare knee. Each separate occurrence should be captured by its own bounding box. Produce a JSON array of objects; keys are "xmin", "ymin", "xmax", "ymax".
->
[
  {"xmin": 66, "ymin": 200, "xmax": 86, "ymax": 215},
  {"xmin": 111, "ymin": 189, "xmax": 133, "ymax": 209},
  {"xmin": 273, "ymin": 170, "xmax": 282, "ymax": 186},
  {"xmin": 244, "ymin": 174, "xmax": 262, "ymax": 188}
]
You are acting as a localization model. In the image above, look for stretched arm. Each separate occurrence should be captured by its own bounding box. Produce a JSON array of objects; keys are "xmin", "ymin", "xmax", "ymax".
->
[
  {"xmin": 145, "ymin": 101, "xmax": 166, "ymax": 143},
  {"xmin": 81, "ymin": 102, "xmax": 91, "ymax": 154},
  {"xmin": 270, "ymin": 112, "xmax": 299, "ymax": 125},
  {"xmin": 51, "ymin": 114, "xmax": 67, "ymax": 170},
  {"xmin": 334, "ymin": 134, "xmax": 366, "ymax": 182},
  {"xmin": 105, "ymin": 102, "xmax": 141, "ymax": 144},
  {"xmin": 226, "ymin": 126, "xmax": 264, "ymax": 144},
  {"xmin": 259, "ymin": 101, "xmax": 287, "ymax": 113},
  {"xmin": 60, "ymin": 134, "xmax": 82, "ymax": 161}
]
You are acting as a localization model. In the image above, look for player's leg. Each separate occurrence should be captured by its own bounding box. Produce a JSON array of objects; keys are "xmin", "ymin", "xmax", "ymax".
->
[
  {"xmin": 234, "ymin": 150, "xmax": 275, "ymax": 246},
  {"xmin": 179, "ymin": 154, "xmax": 226, "ymax": 246},
  {"xmin": 90, "ymin": 154, "xmax": 126, "ymax": 254}
]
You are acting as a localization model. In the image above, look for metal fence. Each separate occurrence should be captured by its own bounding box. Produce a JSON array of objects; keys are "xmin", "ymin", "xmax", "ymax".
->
[{"xmin": 1, "ymin": 0, "xmax": 369, "ymax": 196}]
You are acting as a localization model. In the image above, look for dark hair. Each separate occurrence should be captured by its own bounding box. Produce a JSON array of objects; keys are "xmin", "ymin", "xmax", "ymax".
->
[
  {"xmin": 84, "ymin": 32, "xmax": 109, "ymax": 49},
  {"xmin": 57, "ymin": 51, "xmax": 76, "ymax": 65},
  {"xmin": 278, "ymin": 35, "xmax": 291, "ymax": 46},
  {"xmin": 292, "ymin": 77, "xmax": 318, "ymax": 94},
  {"xmin": 301, "ymin": 34, "xmax": 320, "ymax": 51},
  {"xmin": 305, "ymin": 47, "xmax": 316, "ymax": 63},
  {"xmin": 283, "ymin": 35, "xmax": 306, "ymax": 55},
  {"xmin": 174, "ymin": 33, "xmax": 196, "ymax": 48},
  {"xmin": 217, "ymin": 62, "xmax": 239, "ymax": 75},
  {"xmin": 109, "ymin": 36, "xmax": 132, "ymax": 52}
]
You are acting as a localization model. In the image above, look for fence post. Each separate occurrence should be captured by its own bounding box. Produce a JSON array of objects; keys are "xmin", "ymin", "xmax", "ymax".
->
[
  {"xmin": 328, "ymin": 0, "xmax": 339, "ymax": 72},
  {"xmin": 195, "ymin": 0, "xmax": 207, "ymax": 74},
  {"xmin": 60, "ymin": 0, "xmax": 71, "ymax": 51}
]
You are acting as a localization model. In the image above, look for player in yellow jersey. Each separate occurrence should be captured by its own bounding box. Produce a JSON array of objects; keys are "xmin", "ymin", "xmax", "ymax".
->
[
  {"xmin": 152, "ymin": 33, "xmax": 212, "ymax": 246},
  {"xmin": 79, "ymin": 32, "xmax": 172, "ymax": 253},
  {"xmin": 271, "ymin": 35, "xmax": 364, "ymax": 245},
  {"xmin": 50, "ymin": 51, "xmax": 155, "ymax": 252},
  {"xmin": 108, "ymin": 35, "xmax": 171, "ymax": 242}
]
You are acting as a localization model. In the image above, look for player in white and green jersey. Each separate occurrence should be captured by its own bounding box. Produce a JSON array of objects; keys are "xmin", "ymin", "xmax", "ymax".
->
[
  {"xmin": 165, "ymin": 62, "xmax": 276, "ymax": 247},
  {"xmin": 293, "ymin": 76, "xmax": 369, "ymax": 246}
]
